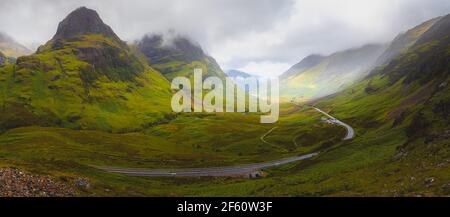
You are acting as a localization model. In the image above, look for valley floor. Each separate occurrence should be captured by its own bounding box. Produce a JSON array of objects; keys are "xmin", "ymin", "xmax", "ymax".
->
[{"xmin": 0, "ymin": 103, "xmax": 448, "ymax": 196}]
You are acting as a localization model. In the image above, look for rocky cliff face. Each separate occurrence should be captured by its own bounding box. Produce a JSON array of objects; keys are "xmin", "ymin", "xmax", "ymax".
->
[
  {"xmin": 137, "ymin": 34, "xmax": 204, "ymax": 64},
  {"xmin": 52, "ymin": 7, "xmax": 120, "ymax": 42},
  {"xmin": 35, "ymin": 7, "xmax": 144, "ymax": 82}
]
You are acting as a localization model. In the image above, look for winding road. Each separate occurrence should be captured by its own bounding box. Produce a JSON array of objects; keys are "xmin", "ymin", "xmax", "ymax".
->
[
  {"xmin": 98, "ymin": 106, "xmax": 354, "ymax": 177},
  {"xmin": 98, "ymin": 153, "xmax": 318, "ymax": 177},
  {"xmin": 313, "ymin": 107, "xmax": 355, "ymax": 140}
]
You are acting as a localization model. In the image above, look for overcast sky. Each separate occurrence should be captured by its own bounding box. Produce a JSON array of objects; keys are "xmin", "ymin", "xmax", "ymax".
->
[{"xmin": 0, "ymin": 0, "xmax": 449, "ymax": 77}]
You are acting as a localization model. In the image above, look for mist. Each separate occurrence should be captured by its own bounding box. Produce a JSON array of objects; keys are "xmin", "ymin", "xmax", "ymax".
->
[{"xmin": 0, "ymin": 0, "xmax": 449, "ymax": 76}]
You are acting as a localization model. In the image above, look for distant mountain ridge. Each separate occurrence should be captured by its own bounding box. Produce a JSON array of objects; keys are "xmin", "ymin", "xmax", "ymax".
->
[
  {"xmin": 280, "ymin": 43, "xmax": 386, "ymax": 101},
  {"xmin": 280, "ymin": 54, "xmax": 324, "ymax": 80},
  {"xmin": 311, "ymin": 13, "xmax": 450, "ymax": 197},
  {"xmin": 226, "ymin": 69, "xmax": 256, "ymax": 78},
  {"xmin": 280, "ymin": 15, "xmax": 450, "ymax": 102},
  {"xmin": 0, "ymin": 32, "xmax": 31, "ymax": 58}
]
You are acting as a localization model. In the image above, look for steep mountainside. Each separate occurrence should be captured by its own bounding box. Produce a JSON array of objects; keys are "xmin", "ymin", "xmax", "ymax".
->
[
  {"xmin": 280, "ymin": 44, "xmax": 386, "ymax": 102},
  {"xmin": 137, "ymin": 34, "xmax": 226, "ymax": 81},
  {"xmin": 374, "ymin": 17, "xmax": 440, "ymax": 67},
  {"xmin": 309, "ymin": 14, "xmax": 450, "ymax": 196},
  {"xmin": 371, "ymin": 15, "xmax": 449, "ymax": 85},
  {"xmin": 0, "ymin": 32, "xmax": 31, "ymax": 58},
  {"xmin": 0, "ymin": 7, "xmax": 172, "ymax": 132}
]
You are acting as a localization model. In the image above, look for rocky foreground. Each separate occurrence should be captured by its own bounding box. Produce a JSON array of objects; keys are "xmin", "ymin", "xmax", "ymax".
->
[{"xmin": 0, "ymin": 168, "xmax": 76, "ymax": 197}]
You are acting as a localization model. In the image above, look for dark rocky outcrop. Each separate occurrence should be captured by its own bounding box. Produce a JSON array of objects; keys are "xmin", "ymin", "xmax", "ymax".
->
[
  {"xmin": 52, "ymin": 7, "xmax": 120, "ymax": 42},
  {"xmin": 136, "ymin": 33, "xmax": 227, "ymax": 80},
  {"xmin": 137, "ymin": 34, "xmax": 205, "ymax": 64}
]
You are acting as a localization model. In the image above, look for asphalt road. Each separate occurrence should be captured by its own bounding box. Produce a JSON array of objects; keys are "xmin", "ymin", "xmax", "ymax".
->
[
  {"xmin": 313, "ymin": 107, "xmax": 355, "ymax": 140},
  {"xmin": 98, "ymin": 153, "xmax": 319, "ymax": 177},
  {"xmin": 98, "ymin": 106, "xmax": 354, "ymax": 177}
]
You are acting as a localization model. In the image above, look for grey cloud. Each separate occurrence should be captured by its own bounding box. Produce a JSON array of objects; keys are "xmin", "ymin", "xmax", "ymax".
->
[
  {"xmin": 0, "ymin": 0, "xmax": 448, "ymax": 76},
  {"xmin": 0, "ymin": 0, "xmax": 293, "ymax": 44}
]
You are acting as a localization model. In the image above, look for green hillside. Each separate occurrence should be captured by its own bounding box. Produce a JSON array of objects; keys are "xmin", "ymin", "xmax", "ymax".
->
[
  {"xmin": 298, "ymin": 14, "xmax": 450, "ymax": 196},
  {"xmin": 0, "ymin": 7, "xmax": 447, "ymax": 197},
  {"xmin": 0, "ymin": 7, "xmax": 173, "ymax": 133},
  {"xmin": 171, "ymin": 14, "xmax": 450, "ymax": 196}
]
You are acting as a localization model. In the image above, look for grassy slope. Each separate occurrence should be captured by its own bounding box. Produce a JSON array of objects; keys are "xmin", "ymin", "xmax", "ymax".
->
[
  {"xmin": 0, "ymin": 34, "xmax": 173, "ymax": 133},
  {"xmin": 0, "ymin": 38, "xmax": 447, "ymax": 196},
  {"xmin": 0, "ymin": 16, "xmax": 448, "ymax": 197},
  {"xmin": 181, "ymin": 37, "xmax": 449, "ymax": 196},
  {"xmin": 0, "ymin": 106, "xmax": 346, "ymax": 196}
]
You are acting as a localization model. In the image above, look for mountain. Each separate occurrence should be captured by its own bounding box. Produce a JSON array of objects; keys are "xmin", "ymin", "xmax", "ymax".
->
[
  {"xmin": 280, "ymin": 44, "xmax": 386, "ymax": 102},
  {"xmin": 0, "ymin": 7, "xmax": 172, "ymax": 132},
  {"xmin": 137, "ymin": 34, "xmax": 226, "ymax": 81},
  {"xmin": 371, "ymin": 15, "xmax": 449, "ymax": 85},
  {"xmin": 415, "ymin": 15, "xmax": 450, "ymax": 46},
  {"xmin": 374, "ymin": 17, "xmax": 440, "ymax": 67},
  {"xmin": 311, "ymin": 14, "xmax": 449, "ymax": 195},
  {"xmin": 280, "ymin": 54, "xmax": 324, "ymax": 80},
  {"xmin": 226, "ymin": 69, "xmax": 256, "ymax": 78},
  {"xmin": 0, "ymin": 32, "xmax": 31, "ymax": 58},
  {"xmin": 51, "ymin": 7, "xmax": 121, "ymax": 43}
]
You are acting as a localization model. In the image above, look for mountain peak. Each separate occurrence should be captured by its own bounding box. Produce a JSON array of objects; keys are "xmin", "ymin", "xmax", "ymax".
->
[
  {"xmin": 52, "ymin": 7, "xmax": 119, "ymax": 41},
  {"xmin": 137, "ymin": 33, "xmax": 226, "ymax": 80},
  {"xmin": 137, "ymin": 34, "xmax": 205, "ymax": 64}
]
